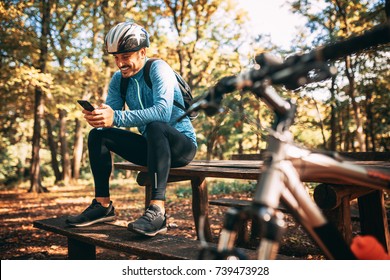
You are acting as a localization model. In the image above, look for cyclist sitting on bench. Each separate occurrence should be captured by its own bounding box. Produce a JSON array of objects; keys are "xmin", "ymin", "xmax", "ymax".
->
[{"xmin": 66, "ymin": 22, "xmax": 197, "ymax": 237}]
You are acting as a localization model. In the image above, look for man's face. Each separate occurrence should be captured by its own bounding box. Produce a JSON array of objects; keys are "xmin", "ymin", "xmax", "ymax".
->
[{"xmin": 114, "ymin": 48, "xmax": 146, "ymax": 78}]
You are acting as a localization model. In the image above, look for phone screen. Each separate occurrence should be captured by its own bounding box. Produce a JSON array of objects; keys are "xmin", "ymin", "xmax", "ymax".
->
[{"xmin": 77, "ymin": 100, "xmax": 95, "ymax": 112}]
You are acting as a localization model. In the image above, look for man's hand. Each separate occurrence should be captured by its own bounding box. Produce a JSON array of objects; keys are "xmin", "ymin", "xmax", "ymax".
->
[{"xmin": 83, "ymin": 104, "xmax": 114, "ymax": 128}]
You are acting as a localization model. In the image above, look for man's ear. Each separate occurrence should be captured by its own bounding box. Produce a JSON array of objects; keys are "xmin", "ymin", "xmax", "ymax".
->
[{"xmin": 140, "ymin": 48, "xmax": 146, "ymax": 58}]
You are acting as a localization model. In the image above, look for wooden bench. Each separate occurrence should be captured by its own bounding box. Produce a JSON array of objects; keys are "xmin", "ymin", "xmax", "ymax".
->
[
  {"xmin": 115, "ymin": 159, "xmax": 263, "ymax": 243},
  {"xmin": 114, "ymin": 155, "xmax": 390, "ymax": 252},
  {"xmin": 33, "ymin": 216, "xmax": 294, "ymax": 260}
]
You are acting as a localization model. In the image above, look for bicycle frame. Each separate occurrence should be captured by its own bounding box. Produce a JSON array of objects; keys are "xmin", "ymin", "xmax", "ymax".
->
[
  {"xmin": 214, "ymin": 80, "xmax": 390, "ymax": 260},
  {"xmin": 191, "ymin": 22, "xmax": 390, "ymax": 260}
]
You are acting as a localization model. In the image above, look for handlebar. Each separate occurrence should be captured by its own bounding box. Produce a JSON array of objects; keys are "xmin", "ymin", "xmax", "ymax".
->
[{"xmin": 179, "ymin": 21, "xmax": 390, "ymax": 121}]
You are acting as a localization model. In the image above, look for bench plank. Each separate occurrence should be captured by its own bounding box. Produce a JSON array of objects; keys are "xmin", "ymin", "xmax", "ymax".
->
[
  {"xmin": 115, "ymin": 160, "xmax": 390, "ymax": 184},
  {"xmin": 115, "ymin": 161, "xmax": 262, "ymax": 180},
  {"xmin": 232, "ymin": 152, "xmax": 390, "ymax": 161},
  {"xmin": 33, "ymin": 217, "xmax": 207, "ymax": 260},
  {"xmin": 209, "ymin": 198, "xmax": 288, "ymax": 212},
  {"xmin": 33, "ymin": 217, "xmax": 294, "ymax": 260},
  {"xmin": 34, "ymin": 217, "xmax": 206, "ymax": 259}
]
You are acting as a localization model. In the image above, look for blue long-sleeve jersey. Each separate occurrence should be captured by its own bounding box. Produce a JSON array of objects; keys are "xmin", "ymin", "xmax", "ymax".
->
[{"xmin": 106, "ymin": 58, "xmax": 197, "ymax": 147}]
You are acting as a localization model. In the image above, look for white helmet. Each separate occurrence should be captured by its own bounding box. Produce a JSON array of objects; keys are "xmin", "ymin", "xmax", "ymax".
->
[{"xmin": 105, "ymin": 22, "xmax": 150, "ymax": 54}]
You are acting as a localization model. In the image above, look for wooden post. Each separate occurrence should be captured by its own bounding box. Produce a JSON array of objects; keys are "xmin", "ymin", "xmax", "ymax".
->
[
  {"xmin": 191, "ymin": 176, "xmax": 213, "ymax": 242},
  {"xmin": 68, "ymin": 238, "xmax": 96, "ymax": 260},
  {"xmin": 314, "ymin": 184, "xmax": 390, "ymax": 250},
  {"xmin": 321, "ymin": 197, "xmax": 353, "ymax": 244},
  {"xmin": 358, "ymin": 190, "xmax": 389, "ymax": 252}
]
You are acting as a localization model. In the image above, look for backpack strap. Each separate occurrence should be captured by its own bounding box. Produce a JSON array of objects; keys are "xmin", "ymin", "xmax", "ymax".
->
[
  {"xmin": 119, "ymin": 59, "xmax": 156, "ymax": 111},
  {"xmin": 143, "ymin": 58, "xmax": 186, "ymax": 112},
  {"xmin": 120, "ymin": 77, "xmax": 130, "ymax": 110},
  {"xmin": 143, "ymin": 58, "xmax": 159, "ymax": 88}
]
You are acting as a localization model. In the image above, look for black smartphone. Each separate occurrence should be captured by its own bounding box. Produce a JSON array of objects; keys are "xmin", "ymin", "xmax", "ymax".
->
[{"xmin": 77, "ymin": 100, "xmax": 95, "ymax": 112}]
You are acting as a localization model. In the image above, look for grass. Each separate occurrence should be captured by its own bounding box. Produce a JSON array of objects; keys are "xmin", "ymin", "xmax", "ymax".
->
[{"xmin": 173, "ymin": 179, "xmax": 256, "ymax": 198}]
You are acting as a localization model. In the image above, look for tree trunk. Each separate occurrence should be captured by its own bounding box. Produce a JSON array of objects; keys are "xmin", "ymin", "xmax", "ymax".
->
[
  {"xmin": 29, "ymin": 88, "xmax": 46, "ymax": 193},
  {"xmin": 45, "ymin": 116, "xmax": 61, "ymax": 183},
  {"xmin": 101, "ymin": 0, "xmax": 112, "ymax": 103},
  {"xmin": 340, "ymin": 106, "xmax": 349, "ymax": 151},
  {"xmin": 334, "ymin": 1, "xmax": 365, "ymax": 152},
  {"xmin": 72, "ymin": 118, "xmax": 84, "ymax": 180},
  {"xmin": 344, "ymin": 56, "xmax": 366, "ymax": 152},
  {"xmin": 365, "ymin": 90, "xmax": 376, "ymax": 151},
  {"xmin": 237, "ymin": 92, "xmax": 244, "ymax": 155},
  {"xmin": 255, "ymin": 107, "xmax": 261, "ymax": 152},
  {"xmin": 59, "ymin": 108, "xmax": 71, "ymax": 183},
  {"xmin": 206, "ymin": 132, "xmax": 217, "ymax": 161},
  {"xmin": 312, "ymin": 96, "xmax": 327, "ymax": 148},
  {"xmin": 29, "ymin": 0, "xmax": 51, "ymax": 193},
  {"xmin": 329, "ymin": 75, "xmax": 337, "ymax": 151}
]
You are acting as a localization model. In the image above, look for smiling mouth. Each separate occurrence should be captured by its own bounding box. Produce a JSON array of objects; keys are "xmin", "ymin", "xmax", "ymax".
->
[{"xmin": 120, "ymin": 66, "xmax": 131, "ymax": 72}]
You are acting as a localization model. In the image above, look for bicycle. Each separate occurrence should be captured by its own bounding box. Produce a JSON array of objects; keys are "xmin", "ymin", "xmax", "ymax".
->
[{"xmin": 180, "ymin": 21, "xmax": 390, "ymax": 260}]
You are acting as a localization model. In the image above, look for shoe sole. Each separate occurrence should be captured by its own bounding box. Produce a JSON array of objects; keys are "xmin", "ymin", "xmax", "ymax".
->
[
  {"xmin": 67, "ymin": 216, "xmax": 116, "ymax": 227},
  {"xmin": 128, "ymin": 226, "xmax": 168, "ymax": 237}
]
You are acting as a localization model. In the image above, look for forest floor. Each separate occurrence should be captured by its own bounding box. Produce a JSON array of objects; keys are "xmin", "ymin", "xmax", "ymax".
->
[{"xmin": 0, "ymin": 177, "xmax": 382, "ymax": 260}]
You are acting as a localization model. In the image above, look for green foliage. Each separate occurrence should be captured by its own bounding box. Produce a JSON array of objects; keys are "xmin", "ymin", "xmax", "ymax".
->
[
  {"xmin": 290, "ymin": 0, "xmax": 389, "ymax": 151},
  {"xmin": 174, "ymin": 186, "xmax": 192, "ymax": 198},
  {"xmin": 174, "ymin": 180, "xmax": 255, "ymax": 198},
  {"xmin": 208, "ymin": 180, "xmax": 256, "ymax": 195}
]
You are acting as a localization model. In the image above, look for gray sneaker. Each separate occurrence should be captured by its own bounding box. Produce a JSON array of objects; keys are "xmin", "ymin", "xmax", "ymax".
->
[
  {"xmin": 127, "ymin": 204, "xmax": 167, "ymax": 236},
  {"xmin": 66, "ymin": 199, "xmax": 115, "ymax": 227}
]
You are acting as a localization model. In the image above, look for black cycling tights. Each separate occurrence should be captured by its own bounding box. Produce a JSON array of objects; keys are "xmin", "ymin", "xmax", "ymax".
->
[{"xmin": 88, "ymin": 122, "xmax": 196, "ymax": 201}]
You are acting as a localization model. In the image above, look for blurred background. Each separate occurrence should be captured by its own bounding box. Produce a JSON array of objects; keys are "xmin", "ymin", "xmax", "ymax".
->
[{"xmin": 1, "ymin": 0, "xmax": 389, "ymax": 192}]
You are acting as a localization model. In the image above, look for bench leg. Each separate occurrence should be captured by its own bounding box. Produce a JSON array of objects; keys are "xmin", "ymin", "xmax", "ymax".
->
[
  {"xmin": 358, "ymin": 190, "xmax": 389, "ymax": 252},
  {"xmin": 68, "ymin": 238, "xmax": 96, "ymax": 260},
  {"xmin": 322, "ymin": 196, "xmax": 353, "ymax": 244},
  {"xmin": 191, "ymin": 176, "xmax": 213, "ymax": 242}
]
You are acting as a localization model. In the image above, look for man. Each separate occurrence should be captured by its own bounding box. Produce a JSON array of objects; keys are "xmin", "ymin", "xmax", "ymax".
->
[{"xmin": 66, "ymin": 22, "xmax": 197, "ymax": 237}]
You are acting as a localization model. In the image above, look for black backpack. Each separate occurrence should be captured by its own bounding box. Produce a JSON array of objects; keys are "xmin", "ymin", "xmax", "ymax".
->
[{"xmin": 120, "ymin": 58, "xmax": 198, "ymax": 120}]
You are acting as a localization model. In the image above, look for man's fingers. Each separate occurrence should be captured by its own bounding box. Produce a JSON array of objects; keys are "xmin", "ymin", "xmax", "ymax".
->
[
  {"xmin": 83, "ymin": 104, "xmax": 112, "ymax": 128},
  {"xmin": 87, "ymin": 120, "xmax": 105, "ymax": 128},
  {"xmin": 85, "ymin": 114, "xmax": 103, "ymax": 121}
]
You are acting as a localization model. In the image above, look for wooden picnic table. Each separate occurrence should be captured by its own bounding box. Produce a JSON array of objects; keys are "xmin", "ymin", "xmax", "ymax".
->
[{"xmin": 114, "ymin": 158, "xmax": 390, "ymax": 251}]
